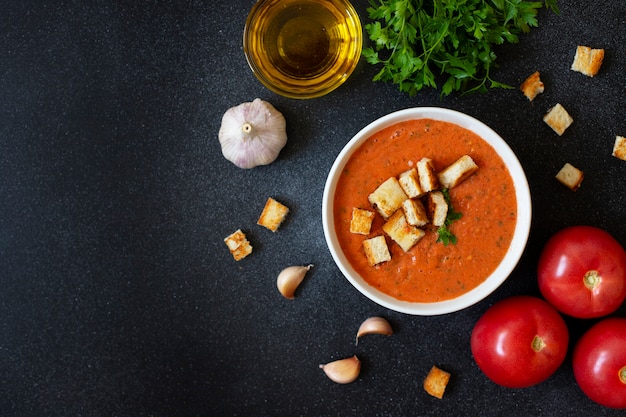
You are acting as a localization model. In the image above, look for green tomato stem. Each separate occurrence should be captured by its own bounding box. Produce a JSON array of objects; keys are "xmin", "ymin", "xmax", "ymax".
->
[
  {"xmin": 583, "ymin": 270, "xmax": 601, "ymax": 290},
  {"xmin": 531, "ymin": 335, "xmax": 546, "ymax": 352}
]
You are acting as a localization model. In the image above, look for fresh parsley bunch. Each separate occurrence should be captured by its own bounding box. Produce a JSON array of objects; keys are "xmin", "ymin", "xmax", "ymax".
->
[{"xmin": 362, "ymin": 0, "xmax": 559, "ymax": 96}]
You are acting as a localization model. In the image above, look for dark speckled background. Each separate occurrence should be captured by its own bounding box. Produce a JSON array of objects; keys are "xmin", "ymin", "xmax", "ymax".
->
[{"xmin": 1, "ymin": 1, "xmax": 625, "ymax": 416}]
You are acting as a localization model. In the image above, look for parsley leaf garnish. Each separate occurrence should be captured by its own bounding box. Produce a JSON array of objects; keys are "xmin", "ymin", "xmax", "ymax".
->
[
  {"xmin": 363, "ymin": 0, "xmax": 559, "ymax": 96},
  {"xmin": 436, "ymin": 188, "xmax": 462, "ymax": 246}
]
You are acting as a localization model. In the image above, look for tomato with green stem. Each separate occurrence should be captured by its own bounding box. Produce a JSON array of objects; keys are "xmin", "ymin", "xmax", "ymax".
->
[
  {"xmin": 471, "ymin": 296, "xmax": 569, "ymax": 388},
  {"xmin": 538, "ymin": 226, "xmax": 626, "ymax": 319},
  {"xmin": 573, "ymin": 317, "xmax": 626, "ymax": 409}
]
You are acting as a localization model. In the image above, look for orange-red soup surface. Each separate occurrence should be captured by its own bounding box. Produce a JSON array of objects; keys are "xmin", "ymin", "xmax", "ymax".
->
[{"xmin": 333, "ymin": 119, "xmax": 517, "ymax": 302}]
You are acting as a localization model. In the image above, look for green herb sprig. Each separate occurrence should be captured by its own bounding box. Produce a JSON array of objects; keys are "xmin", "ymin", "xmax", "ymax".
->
[
  {"xmin": 436, "ymin": 189, "xmax": 462, "ymax": 246},
  {"xmin": 362, "ymin": 0, "xmax": 559, "ymax": 96}
]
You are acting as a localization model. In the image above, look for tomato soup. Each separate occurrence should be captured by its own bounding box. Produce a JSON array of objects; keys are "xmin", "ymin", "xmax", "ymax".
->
[{"xmin": 333, "ymin": 119, "xmax": 517, "ymax": 302}]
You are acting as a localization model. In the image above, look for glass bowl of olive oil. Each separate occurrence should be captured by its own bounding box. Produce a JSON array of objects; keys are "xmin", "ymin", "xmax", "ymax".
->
[{"xmin": 243, "ymin": 0, "xmax": 362, "ymax": 99}]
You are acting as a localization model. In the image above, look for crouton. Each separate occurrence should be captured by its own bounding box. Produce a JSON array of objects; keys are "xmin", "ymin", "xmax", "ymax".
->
[
  {"xmin": 350, "ymin": 208, "xmax": 375, "ymax": 235},
  {"xmin": 427, "ymin": 191, "xmax": 449, "ymax": 227},
  {"xmin": 543, "ymin": 103, "xmax": 573, "ymax": 136},
  {"xmin": 382, "ymin": 210, "xmax": 425, "ymax": 252},
  {"xmin": 612, "ymin": 136, "xmax": 626, "ymax": 161},
  {"xmin": 402, "ymin": 198, "xmax": 429, "ymax": 227},
  {"xmin": 417, "ymin": 157, "xmax": 440, "ymax": 192},
  {"xmin": 398, "ymin": 168, "xmax": 425, "ymax": 198},
  {"xmin": 257, "ymin": 197, "xmax": 290, "ymax": 232},
  {"xmin": 224, "ymin": 229, "xmax": 253, "ymax": 261},
  {"xmin": 556, "ymin": 163, "xmax": 584, "ymax": 191},
  {"xmin": 438, "ymin": 155, "xmax": 479, "ymax": 189},
  {"xmin": 362, "ymin": 235, "xmax": 391, "ymax": 266},
  {"xmin": 520, "ymin": 71, "xmax": 544, "ymax": 101},
  {"xmin": 571, "ymin": 45, "xmax": 605, "ymax": 77},
  {"xmin": 424, "ymin": 366, "xmax": 451, "ymax": 399},
  {"xmin": 368, "ymin": 177, "xmax": 408, "ymax": 219}
]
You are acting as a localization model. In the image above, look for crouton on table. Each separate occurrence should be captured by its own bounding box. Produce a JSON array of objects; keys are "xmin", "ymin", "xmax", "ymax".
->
[
  {"xmin": 224, "ymin": 229, "xmax": 253, "ymax": 261},
  {"xmin": 520, "ymin": 71, "xmax": 544, "ymax": 101},
  {"xmin": 571, "ymin": 45, "xmax": 604, "ymax": 77},
  {"xmin": 555, "ymin": 163, "xmax": 584, "ymax": 191},
  {"xmin": 424, "ymin": 366, "xmax": 451, "ymax": 399},
  {"xmin": 543, "ymin": 103, "xmax": 573, "ymax": 136},
  {"xmin": 612, "ymin": 136, "xmax": 626, "ymax": 161},
  {"xmin": 257, "ymin": 197, "xmax": 289, "ymax": 232}
]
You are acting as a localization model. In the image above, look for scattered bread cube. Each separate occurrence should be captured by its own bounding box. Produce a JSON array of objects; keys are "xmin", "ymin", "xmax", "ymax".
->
[
  {"xmin": 382, "ymin": 210, "xmax": 425, "ymax": 252},
  {"xmin": 402, "ymin": 198, "xmax": 429, "ymax": 227},
  {"xmin": 543, "ymin": 103, "xmax": 573, "ymax": 136},
  {"xmin": 368, "ymin": 177, "xmax": 408, "ymax": 219},
  {"xmin": 438, "ymin": 155, "xmax": 479, "ymax": 189},
  {"xmin": 424, "ymin": 366, "xmax": 451, "ymax": 399},
  {"xmin": 556, "ymin": 163, "xmax": 584, "ymax": 191},
  {"xmin": 417, "ymin": 157, "xmax": 440, "ymax": 193},
  {"xmin": 398, "ymin": 168, "xmax": 425, "ymax": 198},
  {"xmin": 362, "ymin": 235, "xmax": 391, "ymax": 266},
  {"xmin": 427, "ymin": 191, "xmax": 449, "ymax": 227},
  {"xmin": 520, "ymin": 71, "xmax": 544, "ymax": 101},
  {"xmin": 257, "ymin": 197, "xmax": 289, "ymax": 232},
  {"xmin": 571, "ymin": 45, "xmax": 604, "ymax": 77},
  {"xmin": 612, "ymin": 136, "xmax": 626, "ymax": 161},
  {"xmin": 224, "ymin": 229, "xmax": 253, "ymax": 261},
  {"xmin": 350, "ymin": 208, "xmax": 375, "ymax": 235}
]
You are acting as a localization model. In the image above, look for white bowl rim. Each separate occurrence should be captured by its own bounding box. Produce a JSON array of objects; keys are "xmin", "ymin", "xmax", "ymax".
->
[{"xmin": 322, "ymin": 107, "xmax": 532, "ymax": 315}]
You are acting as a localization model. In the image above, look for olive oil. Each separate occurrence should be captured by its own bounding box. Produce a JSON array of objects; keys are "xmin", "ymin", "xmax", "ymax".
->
[
  {"xmin": 244, "ymin": 0, "xmax": 362, "ymax": 98},
  {"xmin": 273, "ymin": 10, "xmax": 332, "ymax": 77}
]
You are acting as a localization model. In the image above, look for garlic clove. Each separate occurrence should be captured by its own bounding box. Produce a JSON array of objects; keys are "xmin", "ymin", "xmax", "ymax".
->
[
  {"xmin": 276, "ymin": 264, "xmax": 313, "ymax": 299},
  {"xmin": 356, "ymin": 317, "xmax": 393, "ymax": 344},
  {"xmin": 319, "ymin": 356, "xmax": 361, "ymax": 384},
  {"xmin": 218, "ymin": 98, "xmax": 287, "ymax": 169}
]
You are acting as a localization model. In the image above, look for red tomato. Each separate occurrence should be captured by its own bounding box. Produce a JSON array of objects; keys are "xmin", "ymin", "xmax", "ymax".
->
[
  {"xmin": 573, "ymin": 317, "xmax": 626, "ymax": 409},
  {"xmin": 471, "ymin": 296, "xmax": 569, "ymax": 388},
  {"xmin": 537, "ymin": 225, "xmax": 626, "ymax": 319}
]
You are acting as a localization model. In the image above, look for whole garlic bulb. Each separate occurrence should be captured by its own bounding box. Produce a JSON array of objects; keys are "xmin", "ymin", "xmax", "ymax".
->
[{"xmin": 218, "ymin": 98, "xmax": 287, "ymax": 169}]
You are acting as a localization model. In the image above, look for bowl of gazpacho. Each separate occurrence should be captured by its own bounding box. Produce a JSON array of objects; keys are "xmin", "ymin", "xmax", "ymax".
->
[{"xmin": 322, "ymin": 107, "xmax": 531, "ymax": 315}]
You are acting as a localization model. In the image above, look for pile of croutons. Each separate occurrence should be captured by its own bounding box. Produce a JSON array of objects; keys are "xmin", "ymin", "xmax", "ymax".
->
[{"xmin": 351, "ymin": 155, "xmax": 478, "ymax": 266}]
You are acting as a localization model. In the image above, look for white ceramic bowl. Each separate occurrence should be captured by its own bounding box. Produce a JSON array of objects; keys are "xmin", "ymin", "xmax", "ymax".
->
[{"xmin": 322, "ymin": 107, "xmax": 532, "ymax": 315}]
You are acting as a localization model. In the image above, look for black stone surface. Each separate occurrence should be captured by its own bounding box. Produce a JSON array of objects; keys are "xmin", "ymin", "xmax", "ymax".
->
[{"xmin": 1, "ymin": 1, "xmax": 625, "ymax": 416}]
